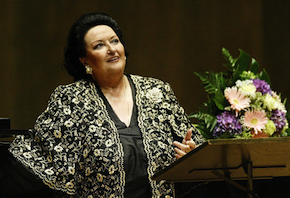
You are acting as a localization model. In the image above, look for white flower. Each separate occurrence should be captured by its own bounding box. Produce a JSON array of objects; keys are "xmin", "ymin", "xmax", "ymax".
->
[
  {"xmin": 64, "ymin": 120, "xmax": 74, "ymax": 128},
  {"xmin": 109, "ymin": 165, "xmax": 115, "ymax": 174},
  {"xmin": 84, "ymin": 102, "xmax": 90, "ymax": 110},
  {"xmin": 23, "ymin": 152, "xmax": 32, "ymax": 159},
  {"xmin": 72, "ymin": 98, "xmax": 80, "ymax": 104},
  {"xmin": 44, "ymin": 118, "xmax": 52, "ymax": 124},
  {"xmin": 54, "ymin": 130, "xmax": 62, "ymax": 138},
  {"xmin": 94, "ymin": 149, "xmax": 101, "ymax": 157},
  {"xmin": 235, "ymin": 80, "xmax": 256, "ymax": 98},
  {"xmin": 158, "ymin": 115, "xmax": 165, "ymax": 122},
  {"xmin": 89, "ymin": 125, "xmax": 97, "ymax": 132},
  {"xmin": 146, "ymin": 88, "xmax": 163, "ymax": 103},
  {"xmin": 164, "ymin": 84, "xmax": 171, "ymax": 92},
  {"xmin": 68, "ymin": 166, "xmax": 75, "ymax": 175},
  {"xmin": 47, "ymin": 155, "xmax": 53, "ymax": 162},
  {"xmin": 179, "ymin": 123, "xmax": 187, "ymax": 131},
  {"xmin": 263, "ymin": 93, "xmax": 280, "ymax": 111},
  {"xmin": 63, "ymin": 107, "xmax": 71, "ymax": 115},
  {"xmin": 85, "ymin": 167, "xmax": 92, "ymax": 176},
  {"xmin": 54, "ymin": 145, "xmax": 63, "ymax": 152},
  {"xmin": 45, "ymin": 168, "xmax": 54, "ymax": 175},
  {"xmin": 162, "ymin": 102, "xmax": 170, "ymax": 109},
  {"xmin": 105, "ymin": 139, "xmax": 113, "ymax": 147},
  {"xmin": 96, "ymin": 119, "xmax": 103, "ymax": 126},
  {"xmin": 235, "ymin": 79, "xmax": 252, "ymax": 87},
  {"xmin": 65, "ymin": 182, "xmax": 74, "ymax": 189},
  {"xmin": 271, "ymin": 91, "xmax": 287, "ymax": 113},
  {"xmin": 83, "ymin": 148, "xmax": 89, "ymax": 158},
  {"xmin": 158, "ymin": 141, "xmax": 166, "ymax": 149},
  {"xmin": 25, "ymin": 144, "xmax": 31, "ymax": 150},
  {"xmin": 96, "ymin": 173, "xmax": 103, "ymax": 182}
]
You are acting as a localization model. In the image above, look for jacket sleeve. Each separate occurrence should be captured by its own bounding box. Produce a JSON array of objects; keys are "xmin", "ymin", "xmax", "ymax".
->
[
  {"xmin": 9, "ymin": 85, "xmax": 82, "ymax": 195},
  {"xmin": 162, "ymin": 82, "xmax": 205, "ymax": 147}
]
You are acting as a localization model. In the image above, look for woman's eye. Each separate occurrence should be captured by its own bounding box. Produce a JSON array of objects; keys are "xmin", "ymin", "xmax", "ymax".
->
[
  {"xmin": 94, "ymin": 43, "xmax": 104, "ymax": 49},
  {"xmin": 111, "ymin": 39, "xmax": 119, "ymax": 44}
]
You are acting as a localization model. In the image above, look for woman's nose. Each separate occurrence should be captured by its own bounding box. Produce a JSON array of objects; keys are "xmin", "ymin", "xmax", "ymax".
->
[{"xmin": 107, "ymin": 44, "xmax": 116, "ymax": 55}]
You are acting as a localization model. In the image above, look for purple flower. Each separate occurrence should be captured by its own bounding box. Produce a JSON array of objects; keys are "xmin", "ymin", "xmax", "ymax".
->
[
  {"xmin": 213, "ymin": 111, "xmax": 242, "ymax": 137},
  {"xmin": 270, "ymin": 109, "xmax": 287, "ymax": 133},
  {"xmin": 252, "ymin": 79, "xmax": 272, "ymax": 95}
]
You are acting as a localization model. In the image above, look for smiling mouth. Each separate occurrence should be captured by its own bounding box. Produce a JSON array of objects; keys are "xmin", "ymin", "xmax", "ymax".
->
[{"xmin": 108, "ymin": 57, "xmax": 119, "ymax": 62}]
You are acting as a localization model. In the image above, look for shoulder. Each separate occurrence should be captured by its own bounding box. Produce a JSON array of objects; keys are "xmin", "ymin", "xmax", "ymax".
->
[
  {"xmin": 129, "ymin": 74, "xmax": 177, "ymax": 103},
  {"xmin": 53, "ymin": 80, "xmax": 94, "ymax": 94},
  {"xmin": 49, "ymin": 80, "xmax": 96, "ymax": 102},
  {"xmin": 130, "ymin": 74, "xmax": 169, "ymax": 88}
]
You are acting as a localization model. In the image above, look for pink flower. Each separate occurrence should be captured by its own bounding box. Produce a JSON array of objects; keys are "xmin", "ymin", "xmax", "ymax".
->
[
  {"xmin": 224, "ymin": 87, "xmax": 251, "ymax": 113},
  {"xmin": 244, "ymin": 110, "xmax": 268, "ymax": 134}
]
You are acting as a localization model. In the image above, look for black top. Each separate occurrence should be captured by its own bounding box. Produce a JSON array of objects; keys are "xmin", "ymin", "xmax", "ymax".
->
[
  {"xmin": 96, "ymin": 76, "xmax": 152, "ymax": 198},
  {"xmin": 0, "ymin": 76, "xmax": 151, "ymax": 198}
]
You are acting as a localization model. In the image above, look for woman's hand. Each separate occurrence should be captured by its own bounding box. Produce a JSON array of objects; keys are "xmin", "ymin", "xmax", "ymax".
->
[{"xmin": 173, "ymin": 129, "xmax": 196, "ymax": 159}]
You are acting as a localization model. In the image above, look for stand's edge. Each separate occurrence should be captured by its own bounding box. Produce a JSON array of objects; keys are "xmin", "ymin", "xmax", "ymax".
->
[
  {"xmin": 207, "ymin": 136, "xmax": 290, "ymax": 145},
  {"xmin": 152, "ymin": 136, "xmax": 290, "ymax": 181},
  {"xmin": 151, "ymin": 141, "xmax": 209, "ymax": 180},
  {"xmin": 0, "ymin": 129, "xmax": 29, "ymax": 135}
]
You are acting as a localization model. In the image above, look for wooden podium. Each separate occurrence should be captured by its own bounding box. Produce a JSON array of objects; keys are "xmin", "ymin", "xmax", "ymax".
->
[{"xmin": 152, "ymin": 137, "xmax": 290, "ymax": 197}]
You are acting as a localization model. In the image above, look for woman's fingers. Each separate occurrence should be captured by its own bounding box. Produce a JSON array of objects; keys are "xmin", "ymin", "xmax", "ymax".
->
[
  {"xmin": 186, "ymin": 140, "xmax": 196, "ymax": 149},
  {"xmin": 184, "ymin": 129, "xmax": 192, "ymax": 141},
  {"xmin": 174, "ymin": 140, "xmax": 196, "ymax": 159},
  {"xmin": 174, "ymin": 141, "xmax": 195, "ymax": 154},
  {"xmin": 174, "ymin": 129, "xmax": 197, "ymax": 159},
  {"xmin": 174, "ymin": 147, "xmax": 186, "ymax": 159}
]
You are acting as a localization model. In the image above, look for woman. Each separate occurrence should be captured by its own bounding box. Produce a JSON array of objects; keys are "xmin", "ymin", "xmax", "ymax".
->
[{"xmin": 9, "ymin": 12, "xmax": 205, "ymax": 197}]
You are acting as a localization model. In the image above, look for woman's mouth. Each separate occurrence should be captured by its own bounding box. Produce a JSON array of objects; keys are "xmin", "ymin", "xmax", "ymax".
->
[{"xmin": 108, "ymin": 57, "xmax": 119, "ymax": 62}]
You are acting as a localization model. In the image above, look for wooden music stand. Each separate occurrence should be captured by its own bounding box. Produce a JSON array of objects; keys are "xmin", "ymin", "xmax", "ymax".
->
[{"xmin": 152, "ymin": 137, "xmax": 290, "ymax": 197}]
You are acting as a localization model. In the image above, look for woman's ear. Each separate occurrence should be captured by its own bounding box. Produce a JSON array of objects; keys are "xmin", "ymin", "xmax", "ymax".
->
[{"xmin": 79, "ymin": 57, "xmax": 86, "ymax": 65}]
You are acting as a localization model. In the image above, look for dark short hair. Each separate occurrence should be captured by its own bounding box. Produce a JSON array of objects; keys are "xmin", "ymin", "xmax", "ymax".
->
[{"xmin": 63, "ymin": 12, "xmax": 128, "ymax": 81}]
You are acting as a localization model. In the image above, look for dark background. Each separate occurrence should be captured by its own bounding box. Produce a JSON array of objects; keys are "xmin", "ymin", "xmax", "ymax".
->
[
  {"xmin": 1, "ymin": 1, "xmax": 290, "ymax": 197},
  {"xmin": 1, "ymin": 1, "xmax": 290, "ymax": 131}
]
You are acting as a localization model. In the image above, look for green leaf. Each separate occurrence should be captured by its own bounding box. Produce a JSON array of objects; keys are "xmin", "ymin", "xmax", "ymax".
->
[
  {"xmin": 259, "ymin": 69, "xmax": 271, "ymax": 85},
  {"xmin": 235, "ymin": 49, "xmax": 252, "ymax": 71},
  {"xmin": 232, "ymin": 49, "xmax": 252, "ymax": 82},
  {"xmin": 190, "ymin": 111, "xmax": 217, "ymax": 139},
  {"xmin": 249, "ymin": 59, "xmax": 260, "ymax": 74},
  {"xmin": 195, "ymin": 72, "xmax": 214, "ymax": 95},
  {"xmin": 283, "ymin": 98, "xmax": 287, "ymax": 106},
  {"xmin": 193, "ymin": 124, "xmax": 211, "ymax": 140},
  {"xmin": 189, "ymin": 111, "xmax": 205, "ymax": 120},
  {"xmin": 217, "ymin": 133, "xmax": 231, "ymax": 139},
  {"xmin": 222, "ymin": 48, "xmax": 235, "ymax": 71},
  {"xmin": 213, "ymin": 90, "xmax": 226, "ymax": 110},
  {"xmin": 195, "ymin": 72, "xmax": 225, "ymax": 95}
]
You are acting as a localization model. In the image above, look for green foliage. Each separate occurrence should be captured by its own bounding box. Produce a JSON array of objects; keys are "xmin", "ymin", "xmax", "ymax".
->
[
  {"xmin": 194, "ymin": 71, "xmax": 228, "ymax": 110},
  {"xmin": 257, "ymin": 69, "xmax": 271, "ymax": 85},
  {"xmin": 232, "ymin": 49, "xmax": 252, "ymax": 83},
  {"xmin": 249, "ymin": 59, "xmax": 260, "ymax": 74},
  {"xmin": 191, "ymin": 48, "xmax": 281, "ymax": 140}
]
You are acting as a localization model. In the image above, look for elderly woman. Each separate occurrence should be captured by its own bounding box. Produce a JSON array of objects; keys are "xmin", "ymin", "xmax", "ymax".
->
[{"xmin": 9, "ymin": 12, "xmax": 205, "ymax": 197}]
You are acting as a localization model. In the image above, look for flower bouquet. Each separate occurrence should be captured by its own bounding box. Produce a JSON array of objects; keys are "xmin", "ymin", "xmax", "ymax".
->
[{"xmin": 190, "ymin": 48, "xmax": 290, "ymax": 139}]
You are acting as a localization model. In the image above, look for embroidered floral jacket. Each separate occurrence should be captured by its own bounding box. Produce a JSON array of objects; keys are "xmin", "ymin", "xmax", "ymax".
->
[{"xmin": 9, "ymin": 74, "xmax": 205, "ymax": 198}]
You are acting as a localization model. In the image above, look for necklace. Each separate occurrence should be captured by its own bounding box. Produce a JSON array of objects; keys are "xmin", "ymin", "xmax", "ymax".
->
[{"xmin": 125, "ymin": 78, "xmax": 132, "ymax": 127}]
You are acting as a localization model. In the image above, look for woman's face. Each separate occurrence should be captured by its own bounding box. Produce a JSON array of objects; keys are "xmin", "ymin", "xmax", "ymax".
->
[{"xmin": 80, "ymin": 25, "xmax": 126, "ymax": 80}]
